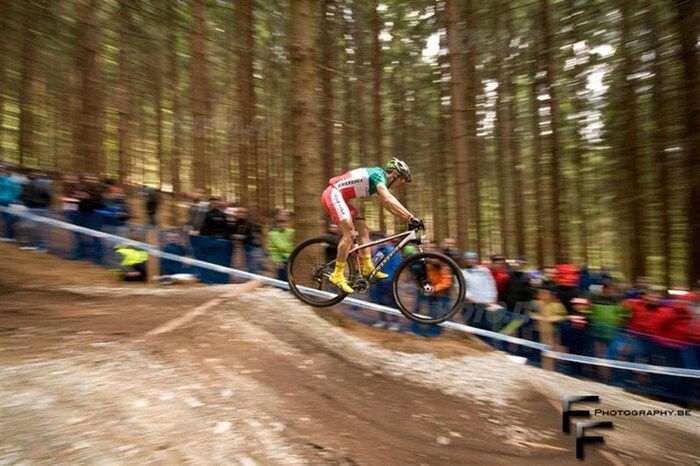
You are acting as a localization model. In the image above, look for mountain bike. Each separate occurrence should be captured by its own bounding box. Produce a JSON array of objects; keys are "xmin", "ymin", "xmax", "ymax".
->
[{"xmin": 287, "ymin": 226, "xmax": 465, "ymax": 324}]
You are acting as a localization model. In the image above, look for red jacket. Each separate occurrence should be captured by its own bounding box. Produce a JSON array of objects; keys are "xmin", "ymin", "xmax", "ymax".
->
[
  {"xmin": 652, "ymin": 302, "xmax": 691, "ymax": 346},
  {"xmin": 555, "ymin": 263, "xmax": 580, "ymax": 287},
  {"xmin": 623, "ymin": 299, "xmax": 684, "ymax": 340},
  {"xmin": 488, "ymin": 266, "xmax": 510, "ymax": 300}
]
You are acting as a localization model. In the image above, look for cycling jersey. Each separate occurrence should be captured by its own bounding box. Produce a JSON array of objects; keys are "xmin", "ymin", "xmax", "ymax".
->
[
  {"xmin": 322, "ymin": 167, "xmax": 387, "ymax": 224},
  {"xmin": 329, "ymin": 167, "xmax": 387, "ymax": 199}
]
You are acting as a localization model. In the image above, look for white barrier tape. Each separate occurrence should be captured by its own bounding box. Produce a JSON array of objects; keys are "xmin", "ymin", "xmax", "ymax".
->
[
  {"xmin": 3, "ymin": 206, "xmax": 699, "ymax": 378},
  {"xmin": 544, "ymin": 351, "xmax": 700, "ymax": 378}
]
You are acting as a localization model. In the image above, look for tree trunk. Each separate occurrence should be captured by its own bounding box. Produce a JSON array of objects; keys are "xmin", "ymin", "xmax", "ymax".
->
[
  {"xmin": 648, "ymin": 1, "xmax": 671, "ymax": 288},
  {"xmin": 341, "ymin": 3, "xmax": 353, "ymax": 172},
  {"xmin": 504, "ymin": 6, "xmax": 524, "ymax": 256},
  {"xmin": 619, "ymin": 0, "xmax": 644, "ymax": 281},
  {"xmin": 565, "ymin": 0, "xmax": 588, "ymax": 265},
  {"xmin": 320, "ymin": 0, "xmax": 335, "ymax": 183},
  {"xmin": 530, "ymin": 26, "xmax": 545, "ymax": 268},
  {"xmin": 351, "ymin": 2, "xmax": 368, "ymax": 167},
  {"xmin": 494, "ymin": 13, "xmax": 509, "ymax": 256},
  {"xmin": 168, "ymin": 0, "xmax": 181, "ymax": 221},
  {"xmin": 371, "ymin": 0, "xmax": 384, "ymax": 231},
  {"xmin": 18, "ymin": 2, "xmax": 37, "ymax": 167},
  {"xmin": 236, "ymin": 0, "xmax": 255, "ymax": 205},
  {"xmin": 189, "ymin": 0, "xmax": 210, "ymax": 190},
  {"xmin": 116, "ymin": 0, "xmax": 132, "ymax": 183},
  {"xmin": 445, "ymin": 0, "xmax": 470, "ymax": 252},
  {"xmin": 464, "ymin": 0, "xmax": 481, "ymax": 254},
  {"xmin": 436, "ymin": 8, "xmax": 450, "ymax": 240},
  {"xmin": 675, "ymin": 0, "xmax": 699, "ymax": 287},
  {"xmin": 0, "ymin": 0, "xmax": 10, "ymax": 162},
  {"xmin": 539, "ymin": 0, "xmax": 564, "ymax": 259},
  {"xmin": 392, "ymin": 65, "xmax": 407, "ymax": 234},
  {"xmin": 290, "ymin": 0, "xmax": 322, "ymax": 239},
  {"xmin": 75, "ymin": 0, "xmax": 103, "ymax": 174},
  {"xmin": 154, "ymin": 65, "xmax": 164, "ymax": 190}
]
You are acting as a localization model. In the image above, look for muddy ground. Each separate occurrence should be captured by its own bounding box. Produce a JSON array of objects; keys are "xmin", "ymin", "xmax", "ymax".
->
[{"xmin": 1, "ymin": 243, "xmax": 698, "ymax": 465}]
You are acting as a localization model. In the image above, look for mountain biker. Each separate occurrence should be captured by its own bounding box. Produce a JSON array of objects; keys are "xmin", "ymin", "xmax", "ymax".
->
[{"xmin": 321, "ymin": 158, "xmax": 423, "ymax": 293}]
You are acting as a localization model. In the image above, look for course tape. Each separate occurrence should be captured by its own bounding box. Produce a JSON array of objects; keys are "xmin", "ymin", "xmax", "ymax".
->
[{"xmin": 2, "ymin": 205, "xmax": 699, "ymax": 379}]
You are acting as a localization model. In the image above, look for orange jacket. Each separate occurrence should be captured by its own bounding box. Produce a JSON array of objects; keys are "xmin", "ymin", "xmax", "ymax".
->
[{"xmin": 427, "ymin": 263, "xmax": 453, "ymax": 294}]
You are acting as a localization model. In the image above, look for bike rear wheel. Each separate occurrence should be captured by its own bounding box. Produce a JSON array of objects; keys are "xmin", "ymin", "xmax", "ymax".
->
[
  {"xmin": 287, "ymin": 235, "xmax": 349, "ymax": 307},
  {"xmin": 392, "ymin": 252, "xmax": 465, "ymax": 324}
]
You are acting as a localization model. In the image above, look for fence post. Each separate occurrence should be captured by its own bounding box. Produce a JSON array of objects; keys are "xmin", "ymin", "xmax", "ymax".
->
[
  {"xmin": 539, "ymin": 319, "xmax": 555, "ymax": 370},
  {"xmin": 147, "ymin": 227, "xmax": 160, "ymax": 282}
]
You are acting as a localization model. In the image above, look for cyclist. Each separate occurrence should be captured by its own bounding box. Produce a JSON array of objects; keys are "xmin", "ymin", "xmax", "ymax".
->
[{"xmin": 321, "ymin": 158, "xmax": 423, "ymax": 293}]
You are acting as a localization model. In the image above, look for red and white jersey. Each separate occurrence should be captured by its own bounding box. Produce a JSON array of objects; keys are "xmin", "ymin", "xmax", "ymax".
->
[{"xmin": 328, "ymin": 167, "xmax": 387, "ymax": 200}]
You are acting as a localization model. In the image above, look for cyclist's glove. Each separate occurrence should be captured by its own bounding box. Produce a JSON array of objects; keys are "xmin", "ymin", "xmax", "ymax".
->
[{"xmin": 408, "ymin": 217, "xmax": 425, "ymax": 231}]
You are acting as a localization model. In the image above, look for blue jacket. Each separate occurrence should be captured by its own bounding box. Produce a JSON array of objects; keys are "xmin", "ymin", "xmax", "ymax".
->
[
  {"xmin": 0, "ymin": 175, "xmax": 22, "ymax": 204},
  {"xmin": 372, "ymin": 245, "xmax": 402, "ymax": 279}
]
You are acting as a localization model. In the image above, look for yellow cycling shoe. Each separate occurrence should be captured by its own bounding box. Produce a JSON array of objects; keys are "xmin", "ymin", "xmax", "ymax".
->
[
  {"xmin": 362, "ymin": 265, "xmax": 388, "ymax": 280},
  {"xmin": 329, "ymin": 271, "xmax": 354, "ymax": 294}
]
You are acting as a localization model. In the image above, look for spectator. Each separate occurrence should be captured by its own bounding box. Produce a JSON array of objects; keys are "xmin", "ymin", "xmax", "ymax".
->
[
  {"xmin": 412, "ymin": 243, "xmax": 452, "ymax": 337},
  {"xmin": 98, "ymin": 187, "xmax": 130, "ymax": 237},
  {"xmin": 560, "ymin": 297, "xmax": 593, "ymax": 375},
  {"xmin": 488, "ymin": 254, "xmax": 510, "ymax": 302},
  {"xmin": 159, "ymin": 230, "xmax": 192, "ymax": 278},
  {"xmin": 19, "ymin": 171, "xmax": 53, "ymax": 252},
  {"xmin": 578, "ymin": 263, "xmax": 596, "ymax": 294},
  {"xmin": 542, "ymin": 266, "xmax": 557, "ymax": 289},
  {"xmin": 114, "ymin": 242, "xmax": 149, "ymax": 282},
  {"xmin": 555, "ymin": 256, "xmax": 580, "ymax": 312},
  {"xmin": 440, "ymin": 237, "xmax": 460, "ymax": 263},
  {"xmin": 72, "ymin": 174, "xmax": 105, "ymax": 264},
  {"xmin": 200, "ymin": 197, "xmax": 231, "ymax": 239},
  {"xmin": 530, "ymin": 287, "xmax": 568, "ymax": 348},
  {"xmin": 60, "ymin": 174, "xmax": 81, "ymax": 220},
  {"xmin": 589, "ymin": 283, "xmax": 628, "ymax": 357},
  {"xmin": 0, "ymin": 166, "xmax": 22, "ymax": 241},
  {"xmin": 370, "ymin": 235, "xmax": 403, "ymax": 331},
  {"xmin": 186, "ymin": 189, "xmax": 210, "ymax": 235},
  {"xmin": 624, "ymin": 276, "xmax": 652, "ymax": 299},
  {"xmin": 504, "ymin": 257, "xmax": 536, "ymax": 314},
  {"xmin": 461, "ymin": 251, "xmax": 497, "ymax": 329},
  {"xmin": 231, "ymin": 206, "xmax": 263, "ymax": 274},
  {"xmin": 681, "ymin": 292, "xmax": 700, "ymax": 344},
  {"xmin": 607, "ymin": 288, "xmax": 667, "ymax": 362},
  {"xmin": 192, "ymin": 197, "xmax": 233, "ymax": 284},
  {"xmin": 268, "ymin": 215, "xmax": 295, "ymax": 281}
]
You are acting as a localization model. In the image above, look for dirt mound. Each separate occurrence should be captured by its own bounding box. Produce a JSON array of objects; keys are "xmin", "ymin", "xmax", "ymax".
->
[{"xmin": 2, "ymin": 243, "xmax": 698, "ymax": 465}]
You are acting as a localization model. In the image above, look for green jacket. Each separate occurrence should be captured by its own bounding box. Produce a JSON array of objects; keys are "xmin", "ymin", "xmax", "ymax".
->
[
  {"xmin": 267, "ymin": 228, "xmax": 295, "ymax": 264},
  {"xmin": 589, "ymin": 298, "xmax": 628, "ymax": 340},
  {"xmin": 115, "ymin": 245, "xmax": 149, "ymax": 266}
]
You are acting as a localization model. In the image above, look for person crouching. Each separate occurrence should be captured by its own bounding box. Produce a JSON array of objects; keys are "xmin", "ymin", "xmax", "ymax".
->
[{"xmin": 114, "ymin": 243, "xmax": 149, "ymax": 282}]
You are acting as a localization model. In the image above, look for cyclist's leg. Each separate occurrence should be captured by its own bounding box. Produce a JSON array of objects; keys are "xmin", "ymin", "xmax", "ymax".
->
[
  {"xmin": 322, "ymin": 187, "xmax": 356, "ymax": 292},
  {"xmin": 354, "ymin": 215, "xmax": 388, "ymax": 279},
  {"xmin": 336, "ymin": 218, "xmax": 357, "ymax": 264},
  {"xmin": 353, "ymin": 216, "xmax": 370, "ymax": 260}
]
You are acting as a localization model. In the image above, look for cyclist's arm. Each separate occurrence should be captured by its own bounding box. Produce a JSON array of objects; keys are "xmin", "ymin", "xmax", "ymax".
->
[{"xmin": 376, "ymin": 184, "xmax": 413, "ymax": 222}]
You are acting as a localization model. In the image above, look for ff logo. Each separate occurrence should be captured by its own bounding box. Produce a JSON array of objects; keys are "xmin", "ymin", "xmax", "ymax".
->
[{"xmin": 562, "ymin": 395, "xmax": 614, "ymax": 460}]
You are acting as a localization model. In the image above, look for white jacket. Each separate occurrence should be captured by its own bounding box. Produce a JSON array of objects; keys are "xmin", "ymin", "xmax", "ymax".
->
[{"xmin": 462, "ymin": 265, "xmax": 497, "ymax": 304}]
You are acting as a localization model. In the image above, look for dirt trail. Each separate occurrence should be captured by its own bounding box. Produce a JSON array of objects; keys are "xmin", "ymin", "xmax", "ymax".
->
[{"xmin": 1, "ymin": 243, "xmax": 697, "ymax": 465}]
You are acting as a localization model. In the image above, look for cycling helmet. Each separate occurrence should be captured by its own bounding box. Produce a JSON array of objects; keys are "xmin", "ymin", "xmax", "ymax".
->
[{"xmin": 385, "ymin": 157, "xmax": 411, "ymax": 182}]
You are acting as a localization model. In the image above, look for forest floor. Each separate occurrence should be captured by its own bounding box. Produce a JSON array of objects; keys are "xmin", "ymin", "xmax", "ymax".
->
[{"xmin": 1, "ymin": 243, "xmax": 698, "ymax": 465}]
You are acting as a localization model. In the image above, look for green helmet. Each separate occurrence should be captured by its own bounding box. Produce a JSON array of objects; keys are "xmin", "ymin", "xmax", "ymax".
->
[{"xmin": 385, "ymin": 157, "xmax": 411, "ymax": 182}]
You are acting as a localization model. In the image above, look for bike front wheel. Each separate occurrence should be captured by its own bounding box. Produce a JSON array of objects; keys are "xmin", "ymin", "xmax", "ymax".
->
[{"xmin": 392, "ymin": 252, "xmax": 465, "ymax": 324}]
